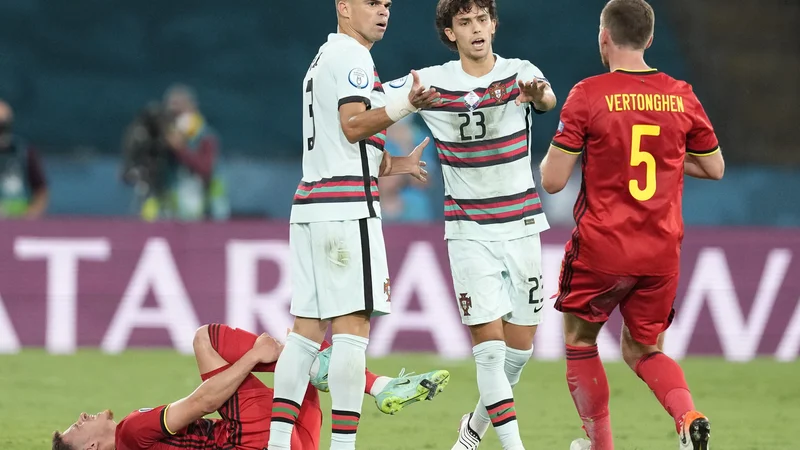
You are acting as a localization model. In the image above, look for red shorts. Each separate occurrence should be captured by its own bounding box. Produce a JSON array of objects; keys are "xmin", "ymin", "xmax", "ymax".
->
[
  {"xmin": 554, "ymin": 257, "xmax": 677, "ymax": 345},
  {"xmin": 208, "ymin": 325, "xmax": 323, "ymax": 450}
]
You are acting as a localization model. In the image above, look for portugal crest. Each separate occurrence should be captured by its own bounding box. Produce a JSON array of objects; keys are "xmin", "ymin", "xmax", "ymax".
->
[
  {"xmin": 488, "ymin": 82, "xmax": 506, "ymax": 103},
  {"xmin": 459, "ymin": 293, "xmax": 472, "ymax": 316}
]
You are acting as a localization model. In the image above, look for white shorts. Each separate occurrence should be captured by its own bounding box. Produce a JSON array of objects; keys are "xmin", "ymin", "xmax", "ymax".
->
[
  {"xmin": 290, "ymin": 218, "xmax": 391, "ymax": 320},
  {"xmin": 448, "ymin": 234, "xmax": 544, "ymax": 326}
]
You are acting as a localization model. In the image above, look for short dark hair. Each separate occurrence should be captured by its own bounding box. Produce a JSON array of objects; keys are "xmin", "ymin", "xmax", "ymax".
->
[
  {"xmin": 601, "ymin": 0, "xmax": 655, "ymax": 50},
  {"xmin": 435, "ymin": 0, "xmax": 498, "ymax": 52},
  {"xmin": 52, "ymin": 431, "xmax": 75, "ymax": 450}
]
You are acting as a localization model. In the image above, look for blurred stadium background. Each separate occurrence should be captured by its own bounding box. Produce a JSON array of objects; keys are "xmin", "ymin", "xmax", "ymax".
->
[{"xmin": 0, "ymin": 1, "xmax": 798, "ymax": 448}]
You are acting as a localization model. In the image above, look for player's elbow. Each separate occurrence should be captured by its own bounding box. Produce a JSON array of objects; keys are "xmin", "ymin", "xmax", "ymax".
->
[
  {"xmin": 709, "ymin": 160, "xmax": 725, "ymax": 180},
  {"xmin": 541, "ymin": 178, "xmax": 566, "ymax": 194},
  {"xmin": 340, "ymin": 121, "xmax": 362, "ymax": 144},
  {"xmin": 197, "ymin": 398, "xmax": 218, "ymax": 416},
  {"xmin": 540, "ymin": 169, "xmax": 567, "ymax": 194}
]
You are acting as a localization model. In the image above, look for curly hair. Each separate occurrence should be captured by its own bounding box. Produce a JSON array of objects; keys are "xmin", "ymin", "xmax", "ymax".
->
[
  {"xmin": 52, "ymin": 431, "xmax": 75, "ymax": 450},
  {"xmin": 435, "ymin": 0, "xmax": 498, "ymax": 52}
]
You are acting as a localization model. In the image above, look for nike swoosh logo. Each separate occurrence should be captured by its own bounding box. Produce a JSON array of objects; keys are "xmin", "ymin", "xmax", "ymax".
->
[
  {"xmin": 534, "ymin": 304, "xmax": 543, "ymax": 313},
  {"xmin": 396, "ymin": 380, "xmax": 411, "ymax": 386}
]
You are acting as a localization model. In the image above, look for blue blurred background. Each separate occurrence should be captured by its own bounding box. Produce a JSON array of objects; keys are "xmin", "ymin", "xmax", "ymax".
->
[{"xmin": 0, "ymin": 0, "xmax": 797, "ymax": 224}]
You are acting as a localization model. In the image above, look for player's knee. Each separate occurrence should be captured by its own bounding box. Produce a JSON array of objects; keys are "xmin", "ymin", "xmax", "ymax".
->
[
  {"xmin": 193, "ymin": 325, "xmax": 211, "ymax": 353},
  {"xmin": 620, "ymin": 330, "xmax": 657, "ymax": 370}
]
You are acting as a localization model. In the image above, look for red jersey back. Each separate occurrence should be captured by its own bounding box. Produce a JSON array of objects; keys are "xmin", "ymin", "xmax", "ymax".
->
[
  {"xmin": 551, "ymin": 69, "xmax": 719, "ymax": 275},
  {"xmin": 115, "ymin": 405, "xmax": 226, "ymax": 449}
]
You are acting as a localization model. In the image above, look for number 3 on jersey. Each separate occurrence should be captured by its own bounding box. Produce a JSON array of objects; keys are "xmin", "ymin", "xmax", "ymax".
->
[
  {"xmin": 629, "ymin": 124, "xmax": 660, "ymax": 201},
  {"xmin": 304, "ymin": 79, "xmax": 316, "ymax": 151}
]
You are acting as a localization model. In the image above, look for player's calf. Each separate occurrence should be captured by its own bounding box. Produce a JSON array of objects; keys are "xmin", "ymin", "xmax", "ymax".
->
[
  {"xmin": 457, "ymin": 344, "xmax": 533, "ymax": 449},
  {"xmin": 622, "ymin": 325, "xmax": 697, "ymax": 436},
  {"xmin": 473, "ymin": 340, "xmax": 525, "ymax": 450},
  {"xmin": 328, "ymin": 313, "xmax": 371, "ymax": 450},
  {"xmin": 268, "ymin": 329, "xmax": 322, "ymax": 450}
]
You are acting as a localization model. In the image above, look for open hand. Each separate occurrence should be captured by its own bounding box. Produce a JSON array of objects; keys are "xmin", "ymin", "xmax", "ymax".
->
[
  {"xmin": 408, "ymin": 70, "xmax": 441, "ymax": 110},
  {"xmin": 407, "ymin": 137, "xmax": 430, "ymax": 183},
  {"xmin": 515, "ymin": 77, "xmax": 550, "ymax": 106}
]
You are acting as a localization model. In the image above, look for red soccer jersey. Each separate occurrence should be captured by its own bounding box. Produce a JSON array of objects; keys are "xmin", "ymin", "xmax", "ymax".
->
[
  {"xmin": 551, "ymin": 69, "xmax": 719, "ymax": 275},
  {"xmin": 115, "ymin": 405, "xmax": 226, "ymax": 450}
]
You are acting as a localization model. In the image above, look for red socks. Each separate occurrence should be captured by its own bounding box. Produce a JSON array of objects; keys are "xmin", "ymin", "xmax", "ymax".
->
[
  {"xmin": 635, "ymin": 352, "xmax": 695, "ymax": 432},
  {"xmin": 566, "ymin": 345, "xmax": 614, "ymax": 450}
]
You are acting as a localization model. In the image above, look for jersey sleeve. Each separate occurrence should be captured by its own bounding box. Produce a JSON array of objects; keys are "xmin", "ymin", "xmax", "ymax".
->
[
  {"xmin": 382, "ymin": 72, "xmax": 414, "ymax": 105},
  {"xmin": 686, "ymin": 92, "xmax": 720, "ymax": 156},
  {"xmin": 550, "ymin": 83, "xmax": 589, "ymax": 154},
  {"xmin": 116, "ymin": 406, "xmax": 176, "ymax": 448},
  {"xmin": 332, "ymin": 44, "xmax": 376, "ymax": 109},
  {"xmin": 519, "ymin": 60, "xmax": 550, "ymax": 114}
]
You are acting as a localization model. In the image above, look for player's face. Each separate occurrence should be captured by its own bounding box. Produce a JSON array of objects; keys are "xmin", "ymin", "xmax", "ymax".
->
[
  {"xmin": 446, "ymin": 7, "xmax": 496, "ymax": 61},
  {"xmin": 346, "ymin": 0, "xmax": 392, "ymax": 43},
  {"xmin": 59, "ymin": 410, "xmax": 116, "ymax": 448}
]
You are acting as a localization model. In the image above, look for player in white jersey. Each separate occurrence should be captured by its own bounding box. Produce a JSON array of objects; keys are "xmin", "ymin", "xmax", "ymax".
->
[
  {"xmin": 383, "ymin": 1, "xmax": 557, "ymax": 449},
  {"xmin": 268, "ymin": 1, "xmax": 441, "ymax": 450}
]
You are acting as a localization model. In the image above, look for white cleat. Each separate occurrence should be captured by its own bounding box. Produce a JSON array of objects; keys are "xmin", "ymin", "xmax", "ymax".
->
[
  {"xmin": 570, "ymin": 438, "xmax": 591, "ymax": 450},
  {"xmin": 451, "ymin": 413, "xmax": 482, "ymax": 450}
]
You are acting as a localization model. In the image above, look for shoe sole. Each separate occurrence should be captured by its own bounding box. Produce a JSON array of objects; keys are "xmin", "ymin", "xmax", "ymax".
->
[
  {"xmin": 689, "ymin": 417, "xmax": 711, "ymax": 450},
  {"xmin": 379, "ymin": 371, "xmax": 450, "ymax": 415}
]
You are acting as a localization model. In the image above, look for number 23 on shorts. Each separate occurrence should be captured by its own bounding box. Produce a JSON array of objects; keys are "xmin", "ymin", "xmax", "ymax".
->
[{"xmin": 629, "ymin": 124, "xmax": 660, "ymax": 201}]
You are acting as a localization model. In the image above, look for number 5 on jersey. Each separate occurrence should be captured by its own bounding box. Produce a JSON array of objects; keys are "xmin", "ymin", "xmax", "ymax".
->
[{"xmin": 629, "ymin": 124, "xmax": 660, "ymax": 201}]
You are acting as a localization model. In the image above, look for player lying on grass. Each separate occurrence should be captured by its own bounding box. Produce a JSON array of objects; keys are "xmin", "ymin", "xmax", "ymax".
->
[
  {"xmin": 52, "ymin": 323, "xmax": 450, "ymax": 450},
  {"xmin": 539, "ymin": 0, "xmax": 724, "ymax": 449}
]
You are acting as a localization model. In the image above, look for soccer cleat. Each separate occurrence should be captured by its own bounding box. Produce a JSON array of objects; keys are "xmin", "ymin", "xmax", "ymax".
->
[
  {"xmin": 374, "ymin": 368, "xmax": 450, "ymax": 415},
  {"xmin": 679, "ymin": 411, "xmax": 711, "ymax": 450},
  {"xmin": 309, "ymin": 345, "xmax": 331, "ymax": 392},
  {"xmin": 569, "ymin": 438, "xmax": 591, "ymax": 450},
  {"xmin": 451, "ymin": 413, "xmax": 482, "ymax": 450}
]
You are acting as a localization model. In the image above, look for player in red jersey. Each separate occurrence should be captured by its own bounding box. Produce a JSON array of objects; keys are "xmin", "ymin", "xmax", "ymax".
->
[
  {"xmin": 51, "ymin": 324, "xmax": 450, "ymax": 450},
  {"xmin": 539, "ymin": 1, "xmax": 724, "ymax": 449}
]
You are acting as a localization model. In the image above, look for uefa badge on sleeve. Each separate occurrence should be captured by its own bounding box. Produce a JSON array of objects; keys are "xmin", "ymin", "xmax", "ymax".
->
[
  {"xmin": 348, "ymin": 68, "xmax": 369, "ymax": 89},
  {"xmin": 557, "ymin": 120, "xmax": 565, "ymax": 135}
]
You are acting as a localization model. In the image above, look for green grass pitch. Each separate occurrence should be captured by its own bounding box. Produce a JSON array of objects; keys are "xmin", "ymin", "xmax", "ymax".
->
[{"xmin": 1, "ymin": 351, "xmax": 797, "ymax": 449}]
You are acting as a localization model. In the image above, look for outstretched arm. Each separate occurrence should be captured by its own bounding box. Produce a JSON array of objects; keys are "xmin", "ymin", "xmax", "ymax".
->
[{"xmin": 340, "ymin": 70, "xmax": 439, "ymax": 143}]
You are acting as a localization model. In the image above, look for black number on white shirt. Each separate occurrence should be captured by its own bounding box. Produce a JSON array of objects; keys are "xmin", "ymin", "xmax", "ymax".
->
[
  {"xmin": 305, "ymin": 79, "xmax": 316, "ymax": 151},
  {"xmin": 458, "ymin": 111, "xmax": 487, "ymax": 141}
]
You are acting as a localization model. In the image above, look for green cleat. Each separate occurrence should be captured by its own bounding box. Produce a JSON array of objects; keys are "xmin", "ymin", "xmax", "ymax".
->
[
  {"xmin": 309, "ymin": 345, "xmax": 331, "ymax": 392},
  {"xmin": 374, "ymin": 368, "xmax": 450, "ymax": 415}
]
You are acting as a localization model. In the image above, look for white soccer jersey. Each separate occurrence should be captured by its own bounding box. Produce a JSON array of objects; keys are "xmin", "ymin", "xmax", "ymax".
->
[
  {"xmin": 385, "ymin": 56, "xmax": 551, "ymax": 241},
  {"xmin": 290, "ymin": 33, "xmax": 388, "ymax": 224}
]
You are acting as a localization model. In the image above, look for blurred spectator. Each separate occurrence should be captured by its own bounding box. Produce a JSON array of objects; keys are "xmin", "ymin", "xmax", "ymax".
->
[
  {"xmin": 382, "ymin": 116, "xmax": 440, "ymax": 222},
  {"xmin": 0, "ymin": 100, "xmax": 48, "ymax": 219},
  {"xmin": 142, "ymin": 84, "xmax": 230, "ymax": 221}
]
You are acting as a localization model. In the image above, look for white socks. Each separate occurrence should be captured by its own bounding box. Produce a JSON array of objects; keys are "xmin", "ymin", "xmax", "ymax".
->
[
  {"xmin": 473, "ymin": 341, "xmax": 527, "ymax": 450},
  {"xmin": 268, "ymin": 332, "xmax": 321, "ymax": 450},
  {"xmin": 329, "ymin": 334, "xmax": 369, "ymax": 450},
  {"xmin": 471, "ymin": 346, "xmax": 533, "ymax": 438}
]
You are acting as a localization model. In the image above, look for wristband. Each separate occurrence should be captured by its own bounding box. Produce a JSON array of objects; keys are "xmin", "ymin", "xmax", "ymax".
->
[{"xmin": 385, "ymin": 96, "xmax": 419, "ymax": 122}]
